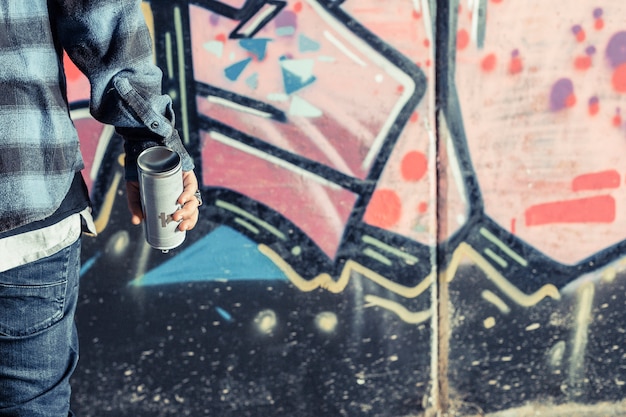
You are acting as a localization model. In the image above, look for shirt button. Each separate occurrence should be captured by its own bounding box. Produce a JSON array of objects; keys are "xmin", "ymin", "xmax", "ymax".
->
[{"xmin": 150, "ymin": 121, "xmax": 159, "ymax": 129}]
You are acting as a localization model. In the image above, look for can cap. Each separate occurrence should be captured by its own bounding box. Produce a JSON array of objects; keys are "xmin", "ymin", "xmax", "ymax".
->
[{"xmin": 137, "ymin": 146, "xmax": 181, "ymax": 174}]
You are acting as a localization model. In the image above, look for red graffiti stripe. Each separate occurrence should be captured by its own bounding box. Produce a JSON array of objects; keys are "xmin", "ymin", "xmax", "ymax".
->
[
  {"xmin": 572, "ymin": 169, "xmax": 621, "ymax": 191},
  {"xmin": 525, "ymin": 195, "xmax": 615, "ymax": 226}
]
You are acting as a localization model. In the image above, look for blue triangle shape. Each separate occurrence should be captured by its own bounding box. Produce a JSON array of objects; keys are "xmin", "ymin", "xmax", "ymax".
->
[
  {"xmin": 281, "ymin": 68, "xmax": 316, "ymax": 95},
  {"xmin": 130, "ymin": 226, "xmax": 288, "ymax": 287},
  {"xmin": 240, "ymin": 38, "xmax": 271, "ymax": 60},
  {"xmin": 224, "ymin": 57, "xmax": 252, "ymax": 81},
  {"xmin": 246, "ymin": 73, "xmax": 259, "ymax": 90},
  {"xmin": 298, "ymin": 34, "xmax": 320, "ymax": 53}
]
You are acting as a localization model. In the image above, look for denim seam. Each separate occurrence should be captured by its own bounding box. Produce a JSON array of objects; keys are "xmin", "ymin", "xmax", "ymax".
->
[{"xmin": 59, "ymin": 243, "xmax": 70, "ymax": 320}]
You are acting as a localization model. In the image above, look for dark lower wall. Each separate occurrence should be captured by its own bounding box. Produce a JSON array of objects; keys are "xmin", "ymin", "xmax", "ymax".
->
[{"xmin": 69, "ymin": 1, "xmax": 626, "ymax": 415}]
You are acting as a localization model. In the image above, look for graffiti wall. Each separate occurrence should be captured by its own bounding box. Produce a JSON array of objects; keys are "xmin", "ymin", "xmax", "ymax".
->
[{"xmin": 68, "ymin": 0, "xmax": 626, "ymax": 416}]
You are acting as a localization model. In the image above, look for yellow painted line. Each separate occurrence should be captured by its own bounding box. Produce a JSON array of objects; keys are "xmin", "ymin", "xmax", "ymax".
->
[{"xmin": 364, "ymin": 295, "xmax": 432, "ymax": 324}]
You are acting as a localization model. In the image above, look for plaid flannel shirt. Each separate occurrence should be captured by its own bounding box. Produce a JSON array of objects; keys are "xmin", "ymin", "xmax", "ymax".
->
[{"xmin": 0, "ymin": 0, "xmax": 193, "ymax": 234}]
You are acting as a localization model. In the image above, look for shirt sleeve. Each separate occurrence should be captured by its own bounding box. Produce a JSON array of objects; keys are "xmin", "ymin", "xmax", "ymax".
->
[{"xmin": 48, "ymin": 0, "xmax": 194, "ymax": 181}]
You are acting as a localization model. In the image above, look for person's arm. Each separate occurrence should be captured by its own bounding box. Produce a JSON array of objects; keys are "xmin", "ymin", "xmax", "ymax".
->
[{"xmin": 50, "ymin": 0, "xmax": 199, "ymax": 229}]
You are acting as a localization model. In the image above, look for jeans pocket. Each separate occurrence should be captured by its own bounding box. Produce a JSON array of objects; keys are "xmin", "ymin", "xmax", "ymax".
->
[
  {"xmin": 0, "ymin": 280, "xmax": 67, "ymax": 337},
  {"xmin": 0, "ymin": 243, "xmax": 74, "ymax": 338}
]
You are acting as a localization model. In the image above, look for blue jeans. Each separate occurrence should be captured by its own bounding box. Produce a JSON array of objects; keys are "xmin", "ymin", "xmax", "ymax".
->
[{"xmin": 0, "ymin": 237, "xmax": 81, "ymax": 417}]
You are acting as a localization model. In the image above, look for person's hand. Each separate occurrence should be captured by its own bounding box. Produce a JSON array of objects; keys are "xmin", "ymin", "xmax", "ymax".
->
[
  {"xmin": 173, "ymin": 170, "xmax": 201, "ymax": 231},
  {"xmin": 126, "ymin": 170, "xmax": 201, "ymax": 232}
]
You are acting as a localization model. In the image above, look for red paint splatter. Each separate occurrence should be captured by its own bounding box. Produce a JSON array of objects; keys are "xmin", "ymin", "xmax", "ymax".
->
[
  {"xmin": 413, "ymin": 10, "xmax": 422, "ymax": 20},
  {"xmin": 593, "ymin": 9, "xmax": 604, "ymax": 31},
  {"xmin": 572, "ymin": 170, "xmax": 621, "ymax": 191},
  {"xmin": 571, "ymin": 25, "xmax": 586, "ymax": 43},
  {"xmin": 614, "ymin": 108, "xmax": 622, "ymax": 126},
  {"xmin": 63, "ymin": 53, "xmax": 82, "ymax": 82},
  {"xmin": 410, "ymin": 112, "xmax": 419, "ymax": 123},
  {"xmin": 423, "ymin": 39, "xmax": 431, "ymax": 48},
  {"xmin": 401, "ymin": 151, "xmax": 428, "ymax": 182},
  {"xmin": 613, "ymin": 113, "xmax": 622, "ymax": 127},
  {"xmin": 525, "ymin": 195, "xmax": 616, "ymax": 226},
  {"xmin": 510, "ymin": 218, "xmax": 516, "ymax": 235},
  {"xmin": 588, "ymin": 97, "xmax": 600, "ymax": 116},
  {"xmin": 565, "ymin": 93, "xmax": 577, "ymax": 108},
  {"xmin": 397, "ymin": 85, "xmax": 405, "ymax": 94},
  {"xmin": 216, "ymin": 33, "xmax": 227, "ymax": 43},
  {"xmin": 490, "ymin": 0, "xmax": 503, "ymax": 3},
  {"xmin": 418, "ymin": 202, "xmax": 428, "ymax": 214},
  {"xmin": 294, "ymin": 2, "xmax": 303, "ymax": 12},
  {"xmin": 457, "ymin": 29, "xmax": 470, "ymax": 50},
  {"xmin": 364, "ymin": 189, "xmax": 402, "ymax": 229},
  {"xmin": 612, "ymin": 63, "xmax": 626, "ymax": 93},
  {"xmin": 481, "ymin": 53, "xmax": 497, "ymax": 72},
  {"xmin": 595, "ymin": 18, "xmax": 604, "ymax": 30},
  {"xmin": 574, "ymin": 55, "xmax": 592, "ymax": 70},
  {"xmin": 509, "ymin": 51, "xmax": 523, "ymax": 75}
]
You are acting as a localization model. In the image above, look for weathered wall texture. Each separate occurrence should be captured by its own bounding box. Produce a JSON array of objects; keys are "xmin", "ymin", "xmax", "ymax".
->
[{"xmin": 68, "ymin": 0, "xmax": 626, "ymax": 416}]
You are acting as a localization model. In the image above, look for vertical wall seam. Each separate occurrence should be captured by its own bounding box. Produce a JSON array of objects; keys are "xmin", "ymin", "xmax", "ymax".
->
[{"xmin": 432, "ymin": 0, "xmax": 456, "ymax": 415}]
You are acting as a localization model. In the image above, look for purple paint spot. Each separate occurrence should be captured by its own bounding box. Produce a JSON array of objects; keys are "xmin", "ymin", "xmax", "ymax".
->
[
  {"xmin": 593, "ymin": 8, "xmax": 603, "ymax": 19},
  {"xmin": 512, "ymin": 49, "xmax": 520, "ymax": 57},
  {"xmin": 606, "ymin": 31, "xmax": 626, "ymax": 68},
  {"xmin": 572, "ymin": 25, "xmax": 583, "ymax": 35},
  {"xmin": 586, "ymin": 45, "xmax": 597, "ymax": 56},
  {"xmin": 588, "ymin": 96, "xmax": 600, "ymax": 115},
  {"xmin": 210, "ymin": 13, "xmax": 220, "ymax": 26},
  {"xmin": 275, "ymin": 10, "xmax": 297, "ymax": 30},
  {"xmin": 550, "ymin": 78, "xmax": 575, "ymax": 111}
]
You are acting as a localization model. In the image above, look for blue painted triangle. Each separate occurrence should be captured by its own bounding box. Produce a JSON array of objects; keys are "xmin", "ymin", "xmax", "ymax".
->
[
  {"xmin": 281, "ymin": 58, "xmax": 315, "ymax": 80},
  {"xmin": 224, "ymin": 57, "xmax": 252, "ymax": 81},
  {"xmin": 245, "ymin": 73, "xmax": 259, "ymax": 90},
  {"xmin": 298, "ymin": 34, "xmax": 320, "ymax": 53},
  {"xmin": 239, "ymin": 38, "xmax": 271, "ymax": 60},
  {"xmin": 281, "ymin": 68, "xmax": 316, "ymax": 95},
  {"xmin": 129, "ymin": 226, "xmax": 288, "ymax": 287}
]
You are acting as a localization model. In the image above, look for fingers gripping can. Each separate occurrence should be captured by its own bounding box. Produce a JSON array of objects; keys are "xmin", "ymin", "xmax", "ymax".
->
[{"xmin": 137, "ymin": 146, "xmax": 185, "ymax": 252}]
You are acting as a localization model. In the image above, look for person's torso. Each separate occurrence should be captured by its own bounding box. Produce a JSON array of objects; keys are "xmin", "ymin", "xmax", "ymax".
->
[{"xmin": 0, "ymin": 0, "xmax": 84, "ymax": 233}]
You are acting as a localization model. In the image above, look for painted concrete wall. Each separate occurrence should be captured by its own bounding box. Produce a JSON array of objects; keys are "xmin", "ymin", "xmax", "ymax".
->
[{"xmin": 68, "ymin": 0, "xmax": 626, "ymax": 415}]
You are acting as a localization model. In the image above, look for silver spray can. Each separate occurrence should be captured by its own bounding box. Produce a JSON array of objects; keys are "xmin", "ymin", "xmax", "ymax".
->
[{"xmin": 137, "ymin": 146, "xmax": 185, "ymax": 252}]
